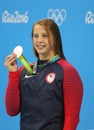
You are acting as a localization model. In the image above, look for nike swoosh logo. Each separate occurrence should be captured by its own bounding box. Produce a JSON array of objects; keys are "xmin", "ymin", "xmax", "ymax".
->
[{"xmin": 25, "ymin": 74, "xmax": 33, "ymax": 78}]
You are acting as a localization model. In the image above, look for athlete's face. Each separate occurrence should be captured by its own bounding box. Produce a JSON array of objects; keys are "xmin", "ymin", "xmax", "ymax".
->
[{"xmin": 33, "ymin": 24, "xmax": 55, "ymax": 60}]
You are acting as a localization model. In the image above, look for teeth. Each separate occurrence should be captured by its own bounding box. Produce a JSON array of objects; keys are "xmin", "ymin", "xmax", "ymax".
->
[{"xmin": 38, "ymin": 45, "xmax": 44, "ymax": 49}]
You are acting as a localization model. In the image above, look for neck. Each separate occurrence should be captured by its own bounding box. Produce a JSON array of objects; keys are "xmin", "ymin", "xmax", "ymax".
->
[{"xmin": 39, "ymin": 53, "xmax": 55, "ymax": 61}]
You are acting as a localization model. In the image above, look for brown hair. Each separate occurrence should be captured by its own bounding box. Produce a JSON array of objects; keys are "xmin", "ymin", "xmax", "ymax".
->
[{"xmin": 31, "ymin": 18, "xmax": 66, "ymax": 60}]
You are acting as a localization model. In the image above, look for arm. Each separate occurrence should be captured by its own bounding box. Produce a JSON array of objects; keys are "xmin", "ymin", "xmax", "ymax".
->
[
  {"xmin": 63, "ymin": 63, "xmax": 83, "ymax": 130},
  {"xmin": 4, "ymin": 53, "xmax": 23, "ymax": 116},
  {"xmin": 58, "ymin": 60, "xmax": 83, "ymax": 130},
  {"xmin": 5, "ymin": 71, "xmax": 21, "ymax": 116}
]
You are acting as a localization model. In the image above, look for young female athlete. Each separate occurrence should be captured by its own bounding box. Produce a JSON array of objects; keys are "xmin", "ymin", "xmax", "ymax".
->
[{"xmin": 4, "ymin": 18, "xmax": 83, "ymax": 130}]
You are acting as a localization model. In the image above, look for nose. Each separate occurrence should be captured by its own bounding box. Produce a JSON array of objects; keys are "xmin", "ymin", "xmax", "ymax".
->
[{"xmin": 37, "ymin": 36, "xmax": 43, "ymax": 43}]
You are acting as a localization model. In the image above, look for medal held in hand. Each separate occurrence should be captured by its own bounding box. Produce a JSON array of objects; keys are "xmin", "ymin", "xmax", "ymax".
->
[{"xmin": 13, "ymin": 45, "xmax": 33, "ymax": 74}]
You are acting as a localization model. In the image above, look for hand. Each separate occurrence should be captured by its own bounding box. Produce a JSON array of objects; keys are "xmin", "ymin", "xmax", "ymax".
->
[{"xmin": 4, "ymin": 53, "xmax": 18, "ymax": 72}]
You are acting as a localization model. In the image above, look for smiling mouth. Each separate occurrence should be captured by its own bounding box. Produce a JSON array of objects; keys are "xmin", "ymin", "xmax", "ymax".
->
[{"xmin": 37, "ymin": 45, "xmax": 46, "ymax": 49}]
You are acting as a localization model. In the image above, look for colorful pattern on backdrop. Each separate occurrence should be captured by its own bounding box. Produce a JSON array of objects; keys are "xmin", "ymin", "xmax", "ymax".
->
[{"xmin": 0, "ymin": 0, "xmax": 94, "ymax": 130}]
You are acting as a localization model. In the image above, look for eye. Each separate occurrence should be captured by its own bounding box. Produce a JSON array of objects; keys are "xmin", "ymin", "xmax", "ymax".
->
[
  {"xmin": 42, "ymin": 34, "xmax": 48, "ymax": 38},
  {"xmin": 33, "ymin": 34, "xmax": 39, "ymax": 38}
]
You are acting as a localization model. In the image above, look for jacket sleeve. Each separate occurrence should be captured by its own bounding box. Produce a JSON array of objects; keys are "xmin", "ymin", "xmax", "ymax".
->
[
  {"xmin": 62, "ymin": 64, "xmax": 83, "ymax": 130},
  {"xmin": 5, "ymin": 68, "xmax": 23, "ymax": 116},
  {"xmin": 58, "ymin": 60, "xmax": 83, "ymax": 130}
]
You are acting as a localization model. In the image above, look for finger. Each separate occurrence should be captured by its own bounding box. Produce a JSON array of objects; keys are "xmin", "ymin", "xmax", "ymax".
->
[{"xmin": 6, "ymin": 54, "xmax": 17, "ymax": 63}]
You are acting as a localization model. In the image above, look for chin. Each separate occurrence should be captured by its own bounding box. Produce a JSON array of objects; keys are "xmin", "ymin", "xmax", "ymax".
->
[{"xmin": 38, "ymin": 51, "xmax": 47, "ymax": 54}]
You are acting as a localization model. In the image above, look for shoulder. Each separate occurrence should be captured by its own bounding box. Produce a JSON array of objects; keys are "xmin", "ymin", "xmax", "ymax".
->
[
  {"xmin": 57, "ymin": 59, "xmax": 77, "ymax": 72},
  {"xmin": 57, "ymin": 59, "xmax": 82, "ymax": 84}
]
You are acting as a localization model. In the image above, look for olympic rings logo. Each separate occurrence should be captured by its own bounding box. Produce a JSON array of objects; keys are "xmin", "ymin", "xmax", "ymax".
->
[{"xmin": 47, "ymin": 9, "xmax": 67, "ymax": 26}]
